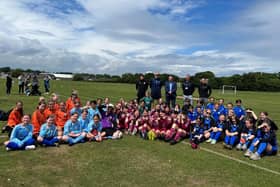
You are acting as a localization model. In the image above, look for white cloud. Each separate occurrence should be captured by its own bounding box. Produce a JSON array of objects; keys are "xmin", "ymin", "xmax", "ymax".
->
[
  {"xmin": 224, "ymin": 1, "xmax": 280, "ymax": 60},
  {"xmin": 0, "ymin": 0, "xmax": 279, "ymax": 77}
]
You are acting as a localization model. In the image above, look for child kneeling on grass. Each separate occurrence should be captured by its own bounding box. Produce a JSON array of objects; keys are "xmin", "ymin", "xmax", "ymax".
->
[
  {"xmin": 37, "ymin": 115, "xmax": 60, "ymax": 147},
  {"xmin": 244, "ymin": 122, "xmax": 278, "ymax": 160},
  {"xmin": 4, "ymin": 115, "xmax": 36, "ymax": 151},
  {"xmin": 62, "ymin": 112, "xmax": 86, "ymax": 146}
]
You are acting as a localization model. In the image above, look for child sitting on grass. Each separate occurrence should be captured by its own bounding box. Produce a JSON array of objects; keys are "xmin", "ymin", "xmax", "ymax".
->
[
  {"xmin": 244, "ymin": 122, "xmax": 278, "ymax": 160},
  {"xmin": 190, "ymin": 117, "xmax": 204, "ymax": 149},
  {"xmin": 236, "ymin": 118, "xmax": 256, "ymax": 151},
  {"xmin": 208, "ymin": 114, "xmax": 227, "ymax": 144},
  {"xmin": 223, "ymin": 116, "xmax": 242, "ymax": 149},
  {"xmin": 86, "ymin": 114, "xmax": 103, "ymax": 142},
  {"xmin": 62, "ymin": 112, "xmax": 86, "ymax": 146},
  {"xmin": 4, "ymin": 115, "xmax": 36, "ymax": 151},
  {"xmin": 37, "ymin": 115, "xmax": 60, "ymax": 147}
]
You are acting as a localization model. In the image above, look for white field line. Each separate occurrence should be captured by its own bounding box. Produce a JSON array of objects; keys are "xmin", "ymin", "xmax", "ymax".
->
[
  {"xmin": 182, "ymin": 141, "xmax": 280, "ymax": 176},
  {"xmin": 0, "ymin": 133, "xmax": 279, "ymax": 176}
]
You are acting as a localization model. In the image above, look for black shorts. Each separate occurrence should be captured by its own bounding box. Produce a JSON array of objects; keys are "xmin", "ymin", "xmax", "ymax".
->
[{"xmin": 102, "ymin": 128, "xmax": 116, "ymax": 136}]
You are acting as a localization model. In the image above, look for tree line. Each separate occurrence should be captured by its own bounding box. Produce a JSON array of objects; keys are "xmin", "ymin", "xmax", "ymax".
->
[
  {"xmin": 73, "ymin": 71, "xmax": 280, "ymax": 91},
  {"xmin": 1, "ymin": 66, "xmax": 280, "ymax": 91}
]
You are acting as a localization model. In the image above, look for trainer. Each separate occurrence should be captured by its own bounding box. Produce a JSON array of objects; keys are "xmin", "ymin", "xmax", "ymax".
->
[
  {"xmin": 181, "ymin": 74, "xmax": 195, "ymax": 105},
  {"xmin": 136, "ymin": 74, "xmax": 148, "ymax": 103}
]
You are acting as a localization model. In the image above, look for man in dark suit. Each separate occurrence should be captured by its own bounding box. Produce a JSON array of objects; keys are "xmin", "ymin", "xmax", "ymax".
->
[
  {"xmin": 136, "ymin": 74, "xmax": 148, "ymax": 103},
  {"xmin": 150, "ymin": 72, "xmax": 163, "ymax": 103},
  {"xmin": 165, "ymin": 75, "xmax": 177, "ymax": 109}
]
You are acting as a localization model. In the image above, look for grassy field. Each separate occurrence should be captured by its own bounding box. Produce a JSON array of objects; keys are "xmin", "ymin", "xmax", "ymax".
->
[{"xmin": 0, "ymin": 79, "xmax": 279, "ymax": 187}]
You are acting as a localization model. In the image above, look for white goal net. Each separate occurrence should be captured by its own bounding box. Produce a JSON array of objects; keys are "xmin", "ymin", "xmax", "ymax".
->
[{"xmin": 221, "ymin": 85, "xmax": 237, "ymax": 95}]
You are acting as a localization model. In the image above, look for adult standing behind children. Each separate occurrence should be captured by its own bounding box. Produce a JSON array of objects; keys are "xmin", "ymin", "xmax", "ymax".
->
[
  {"xmin": 150, "ymin": 72, "xmax": 163, "ymax": 103},
  {"xmin": 6, "ymin": 74, "xmax": 12, "ymax": 95},
  {"xmin": 181, "ymin": 74, "xmax": 195, "ymax": 105},
  {"xmin": 136, "ymin": 74, "xmax": 148, "ymax": 103},
  {"xmin": 165, "ymin": 75, "xmax": 177, "ymax": 109},
  {"xmin": 44, "ymin": 75, "xmax": 51, "ymax": 94},
  {"xmin": 18, "ymin": 74, "xmax": 25, "ymax": 94},
  {"xmin": 198, "ymin": 78, "xmax": 212, "ymax": 105}
]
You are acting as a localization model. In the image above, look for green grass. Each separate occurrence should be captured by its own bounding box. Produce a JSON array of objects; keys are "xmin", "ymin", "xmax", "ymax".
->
[{"xmin": 0, "ymin": 79, "xmax": 279, "ymax": 187}]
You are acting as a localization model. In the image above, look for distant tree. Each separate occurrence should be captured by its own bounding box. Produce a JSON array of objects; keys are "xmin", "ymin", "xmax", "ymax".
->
[
  {"xmin": 73, "ymin": 74, "xmax": 84, "ymax": 81},
  {"xmin": 11, "ymin": 68, "xmax": 24, "ymax": 78},
  {"xmin": 121, "ymin": 73, "xmax": 135, "ymax": 83},
  {"xmin": 0, "ymin": 67, "xmax": 11, "ymax": 73}
]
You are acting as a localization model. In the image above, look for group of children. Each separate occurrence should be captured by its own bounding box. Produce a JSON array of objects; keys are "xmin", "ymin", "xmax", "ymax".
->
[{"xmin": 2, "ymin": 91, "xmax": 278, "ymax": 161}]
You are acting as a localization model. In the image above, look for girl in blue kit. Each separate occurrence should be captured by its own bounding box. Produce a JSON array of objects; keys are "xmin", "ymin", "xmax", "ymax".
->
[
  {"xmin": 37, "ymin": 115, "xmax": 60, "ymax": 147},
  {"xmin": 203, "ymin": 109, "xmax": 216, "ymax": 142},
  {"xmin": 190, "ymin": 117, "xmax": 205, "ymax": 149},
  {"xmin": 244, "ymin": 122, "xmax": 278, "ymax": 160},
  {"xmin": 212, "ymin": 103, "xmax": 224, "ymax": 122},
  {"xmin": 62, "ymin": 112, "xmax": 86, "ymax": 146},
  {"xmin": 209, "ymin": 114, "xmax": 227, "ymax": 144},
  {"xmin": 233, "ymin": 99, "xmax": 245, "ymax": 122},
  {"xmin": 86, "ymin": 115, "xmax": 103, "ymax": 142},
  {"xmin": 78, "ymin": 109, "xmax": 90, "ymax": 132},
  {"xmin": 70, "ymin": 100, "xmax": 82, "ymax": 116},
  {"xmin": 4, "ymin": 115, "xmax": 36, "ymax": 151},
  {"xmin": 187, "ymin": 106, "xmax": 198, "ymax": 123},
  {"xmin": 236, "ymin": 118, "xmax": 256, "ymax": 151},
  {"xmin": 223, "ymin": 116, "xmax": 242, "ymax": 149}
]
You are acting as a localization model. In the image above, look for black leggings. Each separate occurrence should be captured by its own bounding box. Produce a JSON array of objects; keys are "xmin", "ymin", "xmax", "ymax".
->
[
  {"xmin": 19, "ymin": 84, "xmax": 24, "ymax": 94},
  {"xmin": 6, "ymin": 86, "xmax": 11, "ymax": 95}
]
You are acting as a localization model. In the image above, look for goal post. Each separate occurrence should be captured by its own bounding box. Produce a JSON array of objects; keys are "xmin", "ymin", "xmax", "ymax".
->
[{"xmin": 221, "ymin": 85, "xmax": 237, "ymax": 95}]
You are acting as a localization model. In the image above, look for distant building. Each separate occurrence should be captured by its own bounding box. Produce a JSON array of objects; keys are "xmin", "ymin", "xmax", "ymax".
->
[
  {"xmin": 39, "ymin": 73, "xmax": 73, "ymax": 80},
  {"xmin": 52, "ymin": 73, "xmax": 73, "ymax": 79}
]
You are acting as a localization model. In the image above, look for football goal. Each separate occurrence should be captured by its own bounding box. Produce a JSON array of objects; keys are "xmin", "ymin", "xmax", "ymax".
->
[{"xmin": 221, "ymin": 85, "xmax": 237, "ymax": 95}]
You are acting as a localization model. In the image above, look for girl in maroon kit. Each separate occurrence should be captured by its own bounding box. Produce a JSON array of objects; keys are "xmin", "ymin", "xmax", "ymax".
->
[
  {"xmin": 128, "ymin": 110, "xmax": 141, "ymax": 135},
  {"xmin": 148, "ymin": 111, "xmax": 161, "ymax": 139},
  {"xmin": 138, "ymin": 110, "xmax": 151, "ymax": 139},
  {"xmin": 159, "ymin": 111, "xmax": 173, "ymax": 139},
  {"xmin": 170, "ymin": 114, "xmax": 191, "ymax": 145},
  {"xmin": 117, "ymin": 107, "xmax": 130, "ymax": 131}
]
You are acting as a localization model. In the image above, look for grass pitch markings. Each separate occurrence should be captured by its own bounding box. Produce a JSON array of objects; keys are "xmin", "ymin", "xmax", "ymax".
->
[{"xmin": 182, "ymin": 141, "xmax": 280, "ymax": 176}]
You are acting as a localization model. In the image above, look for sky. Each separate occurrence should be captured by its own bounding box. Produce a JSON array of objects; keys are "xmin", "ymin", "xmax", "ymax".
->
[{"xmin": 0, "ymin": 0, "xmax": 279, "ymax": 77}]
